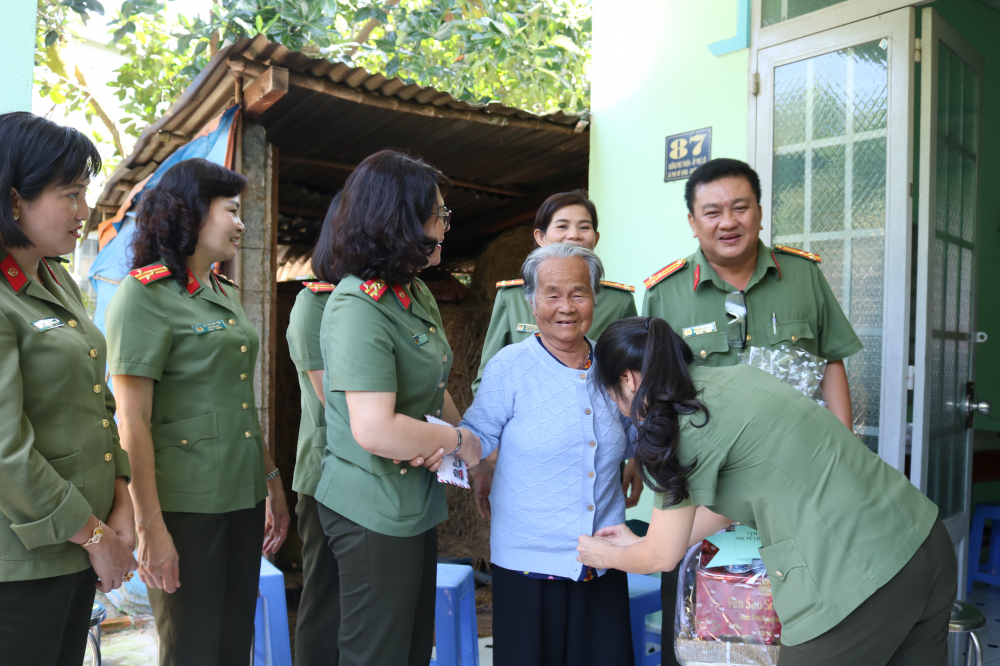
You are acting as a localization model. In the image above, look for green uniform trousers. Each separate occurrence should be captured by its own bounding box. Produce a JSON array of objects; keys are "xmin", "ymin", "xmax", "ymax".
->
[
  {"xmin": 295, "ymin": 493, "xmax": 341, "ymax": 666},
  {"xmin": 777, "ymin": 520, "xmax": 956, "ymax": 666},
  {"xmin": 148, "ymin": 501, "xmax": 265, "ymax": 666},
  {"xmin": 317, "ymin": 503, "xmax": 437, "ymax": 666},
  {"xmin": 0, "ymin": 567, "xmax": 97, "ymax": 666}
]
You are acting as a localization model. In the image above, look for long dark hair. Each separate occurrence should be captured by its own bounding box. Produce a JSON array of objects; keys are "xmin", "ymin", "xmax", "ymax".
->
[
  {"xmin": 534, "ymin": 189, "xmax": 598, "ymax": 235},
  {"xmin": 593, "ymin": 317, "xmax": 709, "ymax": 505},
  {"xmin": 329, "ymin": 150, "xmax": 450, "ymax": 284},
  {"xmin": 0, "ymin": 112, "xmax": 102, "ymax": 250},
  {"xmin": 129, "ymin": 159, "xmax": 247, "ymax": 288},
  {"xmin": 311, "ymin": 191, "xmax": 340, "ymax": 283}
]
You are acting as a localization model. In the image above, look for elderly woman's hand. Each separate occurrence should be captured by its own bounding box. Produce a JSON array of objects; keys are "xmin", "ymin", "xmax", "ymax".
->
[
  {"xmin": 455, "ymin": 427, "xmax": 482, "ymax": 469},
  {"xmin": 576, "ymin": 534, "xmax": 616, "ymax": 569}
]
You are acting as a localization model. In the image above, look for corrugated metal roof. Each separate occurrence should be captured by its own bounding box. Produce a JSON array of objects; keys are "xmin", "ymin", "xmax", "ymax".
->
[{"xmin": 90, "ymin": 35, "xmax": 590, "ymax": 266}]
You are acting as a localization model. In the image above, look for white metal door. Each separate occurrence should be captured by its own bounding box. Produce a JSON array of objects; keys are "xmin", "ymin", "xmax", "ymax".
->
[
  {"xmin": 911, "ymin": 7, "xmax": 984, "ymax": 595},
  {"xmin": 752, "ymin": 8, "xmax": 915, "ymax": 470}
]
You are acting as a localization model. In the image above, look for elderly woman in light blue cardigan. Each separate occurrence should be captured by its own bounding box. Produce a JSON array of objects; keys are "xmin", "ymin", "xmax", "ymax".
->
[{"xmin": 460, "ymin": 243, "xmax": 634, "ymax": 666}]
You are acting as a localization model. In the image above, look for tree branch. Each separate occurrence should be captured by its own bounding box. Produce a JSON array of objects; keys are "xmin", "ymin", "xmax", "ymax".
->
[{"xmin": 345, "ymin": 0, "xmax": 401, "ymax": 57}]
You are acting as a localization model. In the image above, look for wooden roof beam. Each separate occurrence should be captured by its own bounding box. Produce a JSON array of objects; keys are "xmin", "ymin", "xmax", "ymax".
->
[{"xmin": 242, "ymin": 66, "xmax": 289, "ymax": 121}]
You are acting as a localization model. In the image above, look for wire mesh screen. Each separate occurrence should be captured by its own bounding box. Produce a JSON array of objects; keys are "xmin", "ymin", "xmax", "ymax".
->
[
  {"xmin": 762, "ymin": 0, "xmax": 848, "ymax": 27},
  {"xmin": 926, "ymin": 43, "xmax": 978, "ymax": 520},
  {"xmin": 771, "ymin": 40, "xmax": 888, "ymax": 452}
]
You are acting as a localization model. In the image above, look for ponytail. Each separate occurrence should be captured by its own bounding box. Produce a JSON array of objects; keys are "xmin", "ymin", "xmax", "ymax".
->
[{"xmin": 593, "ymin": 317, "xmax": 708, "ymax": 505}]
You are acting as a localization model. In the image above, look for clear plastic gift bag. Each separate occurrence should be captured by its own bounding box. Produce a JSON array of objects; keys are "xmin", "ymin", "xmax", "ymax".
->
[
  {"xmin": 738, "ymin": 345, "xmax": 827, "ymax": 406},
  {"xmin": 674, "ymin": 539, "xmax": 780, "ymax": 666}
]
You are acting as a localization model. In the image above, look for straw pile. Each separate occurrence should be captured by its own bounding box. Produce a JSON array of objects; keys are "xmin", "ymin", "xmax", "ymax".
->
[{"xmin": 436, "ymin": 223, "xmax": 536, "ymax": 569}]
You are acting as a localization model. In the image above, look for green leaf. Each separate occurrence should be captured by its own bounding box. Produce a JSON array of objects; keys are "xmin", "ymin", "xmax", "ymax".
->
[
  {"xmin": 549, "ymin": 34, "xmax": 581, "ymax": 55},
  {"xmin": 45, "ymin": 30, "xmax": 59, "ymax": 47}
]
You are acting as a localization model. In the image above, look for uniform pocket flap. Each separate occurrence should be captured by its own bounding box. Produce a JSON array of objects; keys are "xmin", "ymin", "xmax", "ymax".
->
[
  {"xmin": 766, "ymin": 320, "xmax": 815, "ymax": 347},
  {"xmin": 151, "ymin": 413, "xmax": 218, "ymax": 450},
  {"xmin": 686, "ymin": 330, "xmax": 730, "ymax": 360},
  {"xmin": 46, "ymin": 451, "xmax": 84, "ymax": 489},
  {"xmin": 758, "ymin": 538, "xmax": 807, "ymax": 578},
  {"xmin": 757, "ymin": 538, "xmax": 823, "ymax": 625}
]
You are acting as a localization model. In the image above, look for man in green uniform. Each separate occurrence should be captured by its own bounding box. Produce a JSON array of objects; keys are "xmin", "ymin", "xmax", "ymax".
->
[{"xmin": 641, "ymin": 158, "xmax": 862, "ymax": 666}]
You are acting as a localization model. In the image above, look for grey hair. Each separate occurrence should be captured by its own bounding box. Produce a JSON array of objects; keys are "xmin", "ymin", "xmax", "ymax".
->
[{"xmin": 521, "ymin": 242, "xmax": 604, "ymax": 308}]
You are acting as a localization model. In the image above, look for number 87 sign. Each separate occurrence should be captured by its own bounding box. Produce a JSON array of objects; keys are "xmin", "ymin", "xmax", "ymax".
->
[{"xmin": 664, "ymin": 127, "xmax": 712, "ymax": 182}]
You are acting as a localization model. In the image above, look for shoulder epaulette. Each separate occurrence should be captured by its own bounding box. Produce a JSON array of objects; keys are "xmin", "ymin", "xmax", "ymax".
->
[
  {"xmin": 359, "ymin": 278, "xmax": 389, "ymax": 301},
  {"xmin": 643, "ymin": 259, "xmax": 687, "ymax": 290},
  {"xmin": 496, "ymin": 279, "xmax": 524, "ymax": 289},
  {"xmin": 303, "ymin": 281, "xmax": 336, "ymax": 293},
  {"xmin": 774, "ymin": 245, "xmax": 821, "ymax": 263},
  {"xmin": 129, "ymin": 264, "xmax": 172, "ymax": 285},
  {"xmin": 599, "ymin": 280, "xmax": 635, "ymax": 293},
  {"xmin": 216, "ymin": 273, "xmax": 240, "ymax": 289}
]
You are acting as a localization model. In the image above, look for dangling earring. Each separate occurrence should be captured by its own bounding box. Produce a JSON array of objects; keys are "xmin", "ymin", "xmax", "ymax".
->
[{"xmin": 12, "ymin": 213, "xmax": 18, "ymax": 221}]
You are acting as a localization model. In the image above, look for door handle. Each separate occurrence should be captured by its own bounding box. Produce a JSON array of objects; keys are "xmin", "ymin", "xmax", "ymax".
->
[{"xmin": 965, "ymin": 382, "xmax": 991, "ymax": 427}]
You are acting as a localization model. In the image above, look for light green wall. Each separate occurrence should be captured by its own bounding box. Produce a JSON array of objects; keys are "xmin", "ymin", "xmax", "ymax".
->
[
  {"xmin": 1, "ymin": 0, "xmax": 38, "ymax": 115},
  {"xmin": 589, "ymin": 0, "xmax": 750, "ymax": 519},
  {"xmin": 927, "ymin": 0, "xmax": 1000, "ymax": 432}
]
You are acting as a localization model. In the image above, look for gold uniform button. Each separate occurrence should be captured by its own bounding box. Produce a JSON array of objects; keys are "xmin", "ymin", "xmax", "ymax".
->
[
  {"xmin": 442, "ymin": 355, "xmax": 448, "ymax": 363},
  {"xmin": 589, "ymin": 441, "xmax": 596, "ymax": 447},
  {"xmin": 435, "ymin": 409, "xmax": 442, "ymax": 416},
  {"xmin": 104, "ymin": 453, "xmax": 113, "ymax": 462},
  {"xmin": 68, "ymin": 319, "xmax": 78, "ymax": 328},
  {"xmin": 791, "ymin": 335, "xmax": 798, "ymax": 342},
  {"xmin": 775, "ymin": 570, "xmax": 783, "ymax": 578},
  {"xmin": 584, "ymin": 408, "xmax": 591, "ymax": 415},
  {"xmin": 429, "ymin": 326, "xmax": 436, "ymax": 334},
  {"xmin": 89, "ymin": 349, "xmax": 98, "ymax": 358},
  {"xmin": 746, "ymin": 334, "xmax": 751, "ymax": 341},
  {"xmin": 587, "ymin": 505, "xmax": 594, "ymax": 512},
  {"xmin": 700, "ymin": 350, "xmax": 707, "ymax": 358},
  {"xmin": 93, "ymin": 385, "xmax": 102, "ymax": 394},
  {"xmin": 438, "ymin": 382, "xmax": 445, "ymax": 389},
  {"xmin": 228, "ymin": 319, "xmax": 236, "ymax": 325},
  {"xmin": 180, "ymin": 439, "xmax": 188, "ymax": 445},
  {"xmin": 245, "ymin": 431, "xmax": 252, "ymax": 438},
  {"xmin": 242, "ymin": 402, "xmax": 249, "ymax": 410},
  {"xmin": 241, "ymin": 373, "xmax": 247, "ymax": 380},
  {"xmin": 400, "ymin": 468, "xmax": 407, "ymax": 475},
  {"xmin": 102, "ymin": 419, "xmax": 109, "ymax": 428},
  {"xmin": 588, "ymin": 472, "xmax": 595, "ymax": 478},
  {"xmin": 241, "ymin": 345, "xmax": 248, "ymax": 353}
]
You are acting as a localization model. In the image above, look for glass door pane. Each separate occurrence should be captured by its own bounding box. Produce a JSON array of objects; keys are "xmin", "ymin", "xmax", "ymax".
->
[
  {"xmin": 762, "ymin": 0, "xmax": 848, "ymax": 26},
  {"xmin": 770, "ymin": 40, "xmax": 888, "ymax": 452}
]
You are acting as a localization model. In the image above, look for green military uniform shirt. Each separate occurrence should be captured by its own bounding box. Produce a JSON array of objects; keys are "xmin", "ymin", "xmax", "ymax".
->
[
  {"xmin": 105, "ymin": 262, "xmax": 267, "ymax": 514},
  {"xmin": 316, "ymin": 274, "xmax": 452, "ymax": 538},
  {"xmin": 474, "ymin": 279, "xmax": 637, "ymax": 393},
  {"xmin": 0, "ymin": 251, "xmax": 130, "ymax": 582},
  {"xmin": 642, "ymin": 242, "xmax": 862, "ymax": 365},
  {"xmin": 656, "ymin": 365, "xmax": 938, "ymax": 646},
  {"xmin": 286, "ymin": 282, "xmax": 334, "ymax": 497}
]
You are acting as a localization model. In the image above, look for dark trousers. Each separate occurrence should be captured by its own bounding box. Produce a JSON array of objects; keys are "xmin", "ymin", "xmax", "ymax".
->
[
  {"xmin": 295, "ymin": 493, "xmax": 341, "ymax": 666},
  {"xmin": 148, "ymin": 501, "xmax": 265, "ymax": 666},
  {"xmin": 659, "ymin": 566, "xmax": 682, "ymax": 666},
  {"xmin": 0, "ymin": 567, "xmax": 97, "ymax": 666},
  {"xmin": 491, "ymin": 563, "xmax": 634, "ymax": 666},
  {"xmin": 778, "ymin": 520, "xmax": 957, "ymax": 666},
  {"xmin": 318, "ymin": 503, "xmax": 437, "ymax": 666}
]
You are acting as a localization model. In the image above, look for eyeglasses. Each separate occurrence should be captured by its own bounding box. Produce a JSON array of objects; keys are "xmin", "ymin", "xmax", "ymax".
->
[
  {"xmin": 435, "ymin": 207, "xmax": 452, "ymax": 231},
  {"xmin": 725, "ymin": 291, "xmax": 747, "ymax": 348}
]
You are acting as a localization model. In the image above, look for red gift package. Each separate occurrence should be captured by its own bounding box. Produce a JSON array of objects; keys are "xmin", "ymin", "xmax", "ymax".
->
[{"xmin": 694, "ymin": 541, "xmax": 782, "ymax": 645}]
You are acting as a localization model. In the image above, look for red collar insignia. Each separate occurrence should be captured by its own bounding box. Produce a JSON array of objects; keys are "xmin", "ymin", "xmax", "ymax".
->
[
  {"xmin": 1, "ymin": 254, "xmax": 27, "ymax": 292},
  {"xmin": 693, "ymin": 264, "xmax": 701, "ymax": 291},
  {"xmin": 392, "ymin": 284, "xmax": 411, "ymax": 310}
]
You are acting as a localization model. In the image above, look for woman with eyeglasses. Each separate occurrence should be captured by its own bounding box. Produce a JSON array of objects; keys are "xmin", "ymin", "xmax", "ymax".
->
[
  {"xmin": 315, "ymin": 150, "xmax": 483, "ymax": 666},
  {"xmin": 577, "ymin": 317, "xmax": 955, "ymax": 666}
]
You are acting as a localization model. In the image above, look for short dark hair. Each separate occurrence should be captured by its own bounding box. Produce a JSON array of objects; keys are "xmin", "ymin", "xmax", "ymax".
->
[
  {"xmin": 329, "ymin": 150, "xmax": 450, "ymax": 284},
  {"xmin": 0, "ymin": 112, "xmax": 102, "ymax": 250},
  {"xmin": 310, "ymin": 191, "xmax": 341, "ymax": 284},
  {"xmin": 129, "ymin": 158, "xmax": 247, "ymax": 288},
  {"xmin": 684, "ymin": 158, "xmax": 761, "ymax": 213},
  {"xmin": 534, "ymin": 190, "xmax": 599, "ymax": 235}
]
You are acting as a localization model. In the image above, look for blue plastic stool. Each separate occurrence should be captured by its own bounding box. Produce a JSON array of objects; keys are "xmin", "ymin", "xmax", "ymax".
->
[
  {"xmin": 430, "ymin": 563, "xmax": 479, "ymax": 666},
  {"xmin": 628, "ymin": 573, "xmax": 663, "ymax": 666},
  {"xmin": 253, "ymin": 557, "xmax": 292, "ymax": 666},
  {"xmin": 967, "ymin": 504, "xmax": 1000, "ymax": 594}
]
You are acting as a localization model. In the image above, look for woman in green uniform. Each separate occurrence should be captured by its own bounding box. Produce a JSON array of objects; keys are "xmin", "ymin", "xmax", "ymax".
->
[
  {"xmin": 285, "ymin": 193, "xmax": 340, "ymax": 666},
  {"xmin": 0, "ymin": 112, "xmax": 136, "ymax": 666},
  {"xmin": 106, "ymin": 158, "xmax": 290, "ymax": 666},
  {"xmin": 317, "ymin": 150, "xmax": 483, "ymax": 666},
  {"xmin": 578, "ymin": 317, "xmax": 956, "ymax": 666}
]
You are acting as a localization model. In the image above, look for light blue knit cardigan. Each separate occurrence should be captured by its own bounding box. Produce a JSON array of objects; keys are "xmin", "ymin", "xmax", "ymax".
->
[{"xmin": 460, "ymin": 336, "xmax": 634, "ymax": 580}]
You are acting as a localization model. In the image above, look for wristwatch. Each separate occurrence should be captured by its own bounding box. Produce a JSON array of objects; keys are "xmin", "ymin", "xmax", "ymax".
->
[
  {"xmin": 266, "ymin": 468, "xmax": 281, "ymax": 481},
  {"xmin": 82, "ymin": 521, "xmax": 104, "ymax": 548}
]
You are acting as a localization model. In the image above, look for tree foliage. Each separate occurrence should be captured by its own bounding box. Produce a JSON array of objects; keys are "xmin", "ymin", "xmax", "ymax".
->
[{"xmin": 35, "ymin": 0, "xmax": 591, "ymax": 160}]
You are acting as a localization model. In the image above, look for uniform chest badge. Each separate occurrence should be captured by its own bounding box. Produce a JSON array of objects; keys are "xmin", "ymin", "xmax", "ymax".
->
[
  {"xmin": 682, "ymin": 322, "xmax": 718, "ymax": 338},
  {"xmin": 192, "ymin": 320, "xmax": 227, "ymax": 335},
  {"xmin": 516, "ymin": 323, "xmax": 540, "ymax": 333},
  {"xmin": 413, "ymin": 333, "xmax": 429, "ymax": 346},
  {"xmin": 31, "ymin": 317, "xmax": 64, "ymax": 332}
]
